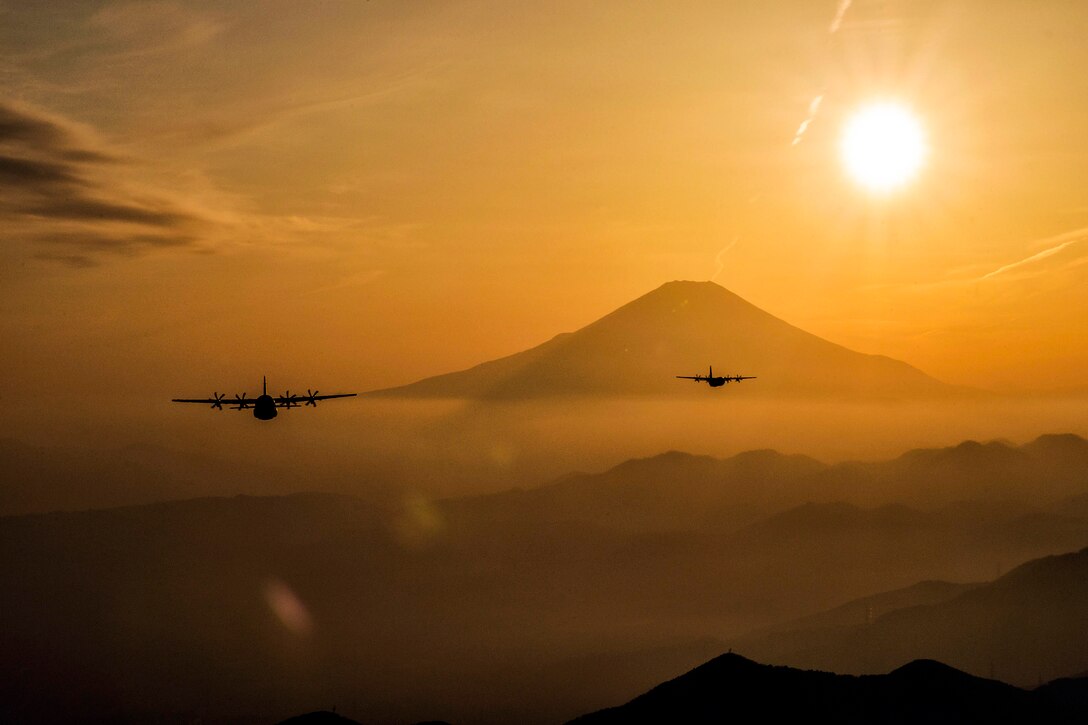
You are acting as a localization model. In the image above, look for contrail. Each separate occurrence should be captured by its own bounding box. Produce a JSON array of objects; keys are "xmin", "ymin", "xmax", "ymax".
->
[
  {"xmin": 982, "ymin": 233, "xmax": 1088, "ymax": 280},
  {"xmin": 711, "ymin": 236, "xmax": 740, "ymax": 282},
  {"xmin": 861, "ymin": 227, "xmax": 1088, "ymax": 292},
  {"xmin": 791, "ymin": 94, "xmax": 824, "ymax": 146},
  {"xmin": 791, "ymin": 0, "xmax": 853, "ymax": 146},
  {"xmin": 828, "ymin": 0, "xmax": 853, "ymax": 33}
]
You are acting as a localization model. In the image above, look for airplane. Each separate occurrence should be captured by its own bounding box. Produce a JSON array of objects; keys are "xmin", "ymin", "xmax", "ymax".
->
[
  {"xmin": 172, "ymin": 377, "xmax": 356, "ymax": 420},
  {"xmin": 675, "ymin": 365, "xmax": 756, "ymax": 388}
]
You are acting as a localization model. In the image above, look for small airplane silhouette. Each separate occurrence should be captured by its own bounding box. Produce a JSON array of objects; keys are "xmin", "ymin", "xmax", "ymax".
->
[
  {"xmin": 675, "ymin": 365, "xmax": 756, "ymax": 388},
  {"xmin": 172, "ymin": 377, "xmax": 356, "ymax": 420}
]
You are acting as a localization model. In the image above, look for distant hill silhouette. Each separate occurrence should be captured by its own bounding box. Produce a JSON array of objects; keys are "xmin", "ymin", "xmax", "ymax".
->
[
  {"xmin": 771, "ymin": 579, "xmax": 982, "ymax": 633},
  {"xmin": 571, "ymin": 578, "xmax": 983, "ymax": 692},
  {"xmin": 442, "ymin": 447, "xmax": 826, "ymax": 533},
  {"xmin": 445, "ymin": 433, "xmax": 1088, "ymax": 532},
  {"xmin": 0, "ymin": 437, "xmax": 402, "ymax": 517},
  {"xmin": 569, "ymin": 653, "xmax": 1088, "ymax": 724},
  {"xmin": 276, "ymin": 712, "xmax": 363, "ymax": 725},
  {"xmin": 6, "ymin": 429, "xmax": 1084, "ymax": 519},
  {"xmin": 368, "ymin": 280, "xmax": 957, "ymax": 399},
  {"xmin": 276, "ymin": 712, "xmax": 454, "ymax": 725},
  {"xmin": 730, "ymin": 546, "xmax": 1088, "ymax": 686},
  {"xmin": 0, "ymin": 438, "xmax": 275, "ymax": 516},
  {"xmin": 822, "ymin": 434, "xmax": 1088, "ymax": 506}
]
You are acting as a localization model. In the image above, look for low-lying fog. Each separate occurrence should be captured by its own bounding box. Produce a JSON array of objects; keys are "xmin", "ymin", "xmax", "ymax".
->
[{"xmin": 7, "ymin": 394, "xmax": 1086, "ymax": 500}]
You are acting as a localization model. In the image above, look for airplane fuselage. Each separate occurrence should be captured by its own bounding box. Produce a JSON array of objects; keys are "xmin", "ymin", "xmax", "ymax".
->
[
  {"xmin": 706, "ymin": 377, "xmax": 726, "ymax": 387},
  {"xmin": 253, "ymin": 394, "xmax": 278, "ymax": 420}
]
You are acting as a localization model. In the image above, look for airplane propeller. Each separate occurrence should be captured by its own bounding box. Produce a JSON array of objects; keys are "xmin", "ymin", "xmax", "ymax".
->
[{"xmin": 173, "ymin": 381, "xmax": 356, "ymax": 416}]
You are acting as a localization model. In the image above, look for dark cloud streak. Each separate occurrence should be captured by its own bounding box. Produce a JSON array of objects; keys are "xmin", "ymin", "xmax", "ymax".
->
[
  {"xmin": 58, "ymin": 148, "xmax": 117, "ymax": 163},
  {"xmin": 0, "ymin": 101, "xmax": 204, "ymax": 264},
  {"xmin": 0, "ymin": 104, "xmax": 70, "ymax": 148},
  {"xmin": 24, "ymin": 198, "xmax": 192, "ymax": 227},
  {"xmin": 0, "ymin": 153, "xmax": 86, "ymax": 186},
  {"xmin": 33, "ymin": 231, "xmax": 197, "ymax": 250},
  {"xmin": 31, "ymin": 252, "xmax": 99, "ymax": 269}
]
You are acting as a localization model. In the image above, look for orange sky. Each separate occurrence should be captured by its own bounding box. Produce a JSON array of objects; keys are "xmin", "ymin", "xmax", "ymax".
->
[{"xmin": 3, "ymin": 0, "xmax": 1088, "ymax": 416}]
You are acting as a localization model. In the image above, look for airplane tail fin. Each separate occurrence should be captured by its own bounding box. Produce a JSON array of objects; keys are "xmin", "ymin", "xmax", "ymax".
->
[
  {"xmin": 709, "ymin": 365, "xmax": 713, "ymax": 378},
  {"xmin": 263, "ymin": 376, "xmax": 267, "ymax": 396}
]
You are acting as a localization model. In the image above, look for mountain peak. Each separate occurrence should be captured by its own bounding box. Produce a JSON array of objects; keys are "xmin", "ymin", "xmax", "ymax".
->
[
  {"xmin": 889, "ymin": 658, "xmax": 973, "ymax": 680},
  {"xmin": 647, "ymin": 279, "xmax": 744, "ymax": 300},
  {"xmin": 609, "ymin": 279, "xmax": 771, "ymax": 323},
  {"xmin": 369, "ymin": 280, "xmax": 956, "ymax": 400},
  {"xmin": 1022, "ymin": 433, "xmax": 1088, "ymax": 460}
]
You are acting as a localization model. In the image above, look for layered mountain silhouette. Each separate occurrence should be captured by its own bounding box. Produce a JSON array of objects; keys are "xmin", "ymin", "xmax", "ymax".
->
[
  {"xmin": 729, "ymin": 546, "xmax": 1088, "ymax": 686},
  {"xmin": 5, "ymin": 435, "xmax": 1088, "ymax": 722},
  {"xmin": 740, "ymin": 579, "xmax": 982, "ymax": 639},
  {"xmin": 368, "ymin": 280, "xmax": 956, "ymax": 398},
  {"xmin": 446, "ymin": 433, "xmax": 1088, "ymax": 531},
  {"xmin": 812, "ymin": 434, "xmax": 1088, "ymax": 507},
  {"xmin": 8, "ymin": 430, "xmax": 1080, "ymax": 519},
  {"xmin": 569, "ymin": 653, "xmax": 1088, "ymax": 724}
]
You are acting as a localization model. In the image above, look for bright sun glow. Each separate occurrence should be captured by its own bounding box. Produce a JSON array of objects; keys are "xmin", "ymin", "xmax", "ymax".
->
[{"xmin": 841, "ymin": 102, "xmax": 927, "ymax": 193}]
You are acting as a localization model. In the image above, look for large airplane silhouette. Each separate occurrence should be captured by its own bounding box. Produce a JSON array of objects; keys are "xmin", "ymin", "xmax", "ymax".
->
[
  {"xmin": 173, "ymin": 377, "xmax": 356, "ymax": 420},
  {"xmin": 675, "ymin": 365, "xmax": 756, "ymax": 388}
]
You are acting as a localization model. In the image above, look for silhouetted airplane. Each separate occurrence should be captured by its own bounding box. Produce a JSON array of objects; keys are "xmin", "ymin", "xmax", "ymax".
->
[
  {"xmin": 676, "ymin": 365, "xmax": 756, "ymax": 388},
  {"xmin": 172, "ymin": 377, "xmax": 356, "ymax": 420}
]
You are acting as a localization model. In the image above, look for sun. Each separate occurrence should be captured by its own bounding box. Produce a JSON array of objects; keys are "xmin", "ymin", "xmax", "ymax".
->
[{"xmin": 840, "ymin": 101, "xmax": 927, "ymax": 193}]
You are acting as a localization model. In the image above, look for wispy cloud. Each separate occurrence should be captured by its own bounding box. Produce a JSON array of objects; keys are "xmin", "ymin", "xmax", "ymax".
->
[
  {"xmin": 161, "ymin": 66, "xmax": 444, "ymax": 152},
  {"xmin": 0, "ymin": 100, "xmax": 206, "ymax": 264},
  {"xmin": 88, "ymin": 1, "xmax": 226, "ymax": 60}
]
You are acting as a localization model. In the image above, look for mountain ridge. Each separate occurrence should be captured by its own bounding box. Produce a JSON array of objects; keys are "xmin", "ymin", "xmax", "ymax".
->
[
  {"xmin": 438, "ymin": 432, "xmax": 1088, "ymax": 533},
  {"xmin": 568, "ymin": 652, "xmax": 1088, "ymax": 724},
  {"xmin": 728, "ymin": 545, "xmax": 1088, "ymax": 686}
]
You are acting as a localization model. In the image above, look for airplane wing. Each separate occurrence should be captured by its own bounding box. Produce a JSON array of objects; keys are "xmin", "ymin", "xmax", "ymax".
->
[
  {"xmin": 675, "ymin": 376, "xmax": 707, "ymax": 381},
  {"xmin": 172, "ymin": 394, "xmax": 250, "ymax": 410},
  {"xmin": 730, "ymin": 376, "xmax": 757, "ymax": 381},
  {"xmin": 275, "ymin": 392, "xmax": 357, "ymax": 406}
]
